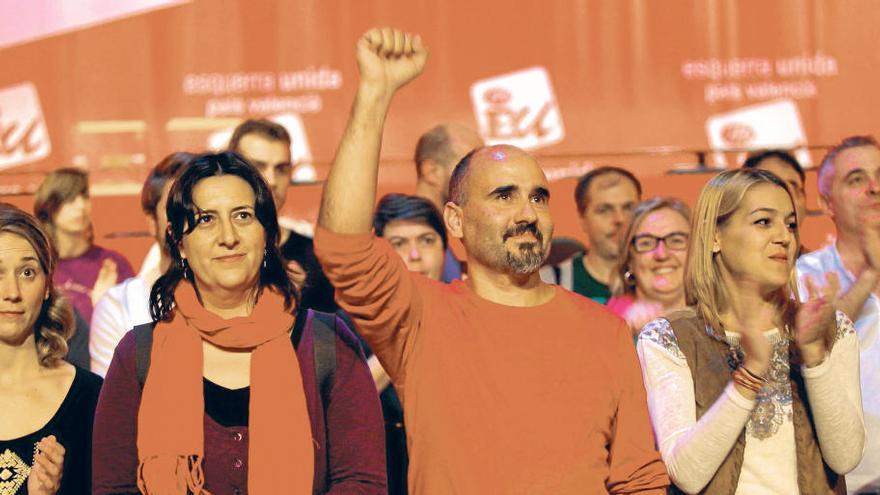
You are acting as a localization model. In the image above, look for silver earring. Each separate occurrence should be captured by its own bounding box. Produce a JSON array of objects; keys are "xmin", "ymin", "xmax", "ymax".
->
[
  {"xmin": 624, "ymin": 270, "xmax": 635, "ymax": 284},
  {"xmin": 262, "ymin": 250, "xmax": 268, "ymax": 270}
]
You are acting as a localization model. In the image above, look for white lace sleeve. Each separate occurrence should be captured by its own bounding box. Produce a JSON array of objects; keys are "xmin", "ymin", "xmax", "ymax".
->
[
  {"xmin": 802, "ymin": 310, "xmax": 865, "ymax": 474},
  {"xmin": 637, "ymin": 318, "xmax": 755, "ymax": 494}
]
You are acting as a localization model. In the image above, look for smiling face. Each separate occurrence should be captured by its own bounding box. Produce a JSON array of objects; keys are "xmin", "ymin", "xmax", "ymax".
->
[
  {"xmin": 447, "ymin": 146, "xmax": 553, "ymax": 275},
  {"xmin": 715, "ymin": 183, "xmax": 798, "ymax": 294},
  {"xmin": 628, "ymin": 207, "xmax": 690, "ymax": 304},
  {"xmin": 383, "ymin": 219, "xmax": 445, "ymax": 280},
  {"xmin": 180, "ymin": 175, "xmax": 266, "ymax": 296},
  {"xmin": 0, "ymin": 232, "xmax": 47, "ymax": 345}
]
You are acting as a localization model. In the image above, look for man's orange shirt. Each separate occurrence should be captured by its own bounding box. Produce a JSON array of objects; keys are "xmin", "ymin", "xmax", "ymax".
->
[{"xmin": 315, "ymin": 228, "xmax": 669, "ymax": 494}]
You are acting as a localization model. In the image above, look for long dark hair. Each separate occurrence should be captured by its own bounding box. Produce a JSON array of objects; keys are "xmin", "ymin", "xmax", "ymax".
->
[{"xmin": 149, "ymin": 151, "xmax": 298, "ymax": 321}]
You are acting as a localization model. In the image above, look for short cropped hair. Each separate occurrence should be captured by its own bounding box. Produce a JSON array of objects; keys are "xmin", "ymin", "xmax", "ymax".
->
[
  {"xmin": 742, "ymin": 149, "xmax": 805, "ymax": 183},
  {"xmin": 817, "ymin": 135, "xmax": 880, "ymax": 197},
  {"xmin": 373, "ymin": 194, "xmax": 448, "ymax": 249},
  {"xmin": 140, "ymin": 152, "xmax": 195, "ymax": 218},
  {"xmin": 447, "ymin": 148, "xmax": 479, "ymax": 205},
  {"xmin": 574, "ymin": 166, "xmax": 642, "ymax": 214},
  {"xmin": 228, "ymin": 119, "xmax": 291, "ymax": 152},
  {"xmin": 414, "ymin": 125, "xmax": 457, "ymax": 177}
]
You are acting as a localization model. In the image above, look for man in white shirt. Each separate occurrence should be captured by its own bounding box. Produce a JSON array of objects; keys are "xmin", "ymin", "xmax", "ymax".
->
[
  {"xmin": 89, "ymin": 152, "xmax": 193, "ymax": 376},
  {"xmin": 796, "ymin": 135, "xmax": 880, "ymax": 494}
]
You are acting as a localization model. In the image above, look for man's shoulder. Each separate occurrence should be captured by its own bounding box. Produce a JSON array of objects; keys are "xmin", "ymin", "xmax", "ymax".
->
[
  {"xmin": 93, "ymin": 276, "xmax": 153, "ymax": 333},
  {"xmin": 795, "ymin": 243, "xmax": 839, "ymax": 274},
  {"xmin": 549, "ymin": 253, "xmax": 582, "ymax": 271},
  {"xmin": 553, "ymin": 285, "xmax": 621, "ymax": 321},
  {"xmin": 538, "ymin": 253, "xmax": 582, "ymax": 283},
  {"xmin": 102, "ymin": 276, "xmax": 149, "ymax": 306}
]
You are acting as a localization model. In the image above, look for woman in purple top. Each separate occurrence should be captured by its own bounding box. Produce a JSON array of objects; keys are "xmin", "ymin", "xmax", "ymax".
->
[
  {"xmin": 91, "ymin": 152, "xmax": 386, "ymax": 494},
  {"xmin": 33, "ymin": 168, "xmax": 134, "ymax": 326}
]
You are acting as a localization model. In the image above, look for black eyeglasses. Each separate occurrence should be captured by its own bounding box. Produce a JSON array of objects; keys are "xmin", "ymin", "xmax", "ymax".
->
[{"xmin": 631, "ymin": 232, "xmax": 689, "ymax": 253}]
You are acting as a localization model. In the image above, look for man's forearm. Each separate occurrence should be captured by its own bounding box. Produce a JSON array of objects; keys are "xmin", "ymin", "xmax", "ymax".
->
[
  {"xmin": 837, "ymin": 268, "xmax": 878, "ymax": 319},
  {"xmin": 318, "ymin": 83, "xmax": 393, "ymax": 234}
]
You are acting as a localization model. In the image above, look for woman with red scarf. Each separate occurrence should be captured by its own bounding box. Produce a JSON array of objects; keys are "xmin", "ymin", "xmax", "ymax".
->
[{"xmin": 92, "ymin": 152, "xmax": 386, "ymax": 494}]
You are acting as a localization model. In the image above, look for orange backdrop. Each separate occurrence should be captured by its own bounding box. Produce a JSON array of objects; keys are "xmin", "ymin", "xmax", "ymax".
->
[{"xmin": 1, "ymin": 0, "xmax": 877, "ymax": 266}]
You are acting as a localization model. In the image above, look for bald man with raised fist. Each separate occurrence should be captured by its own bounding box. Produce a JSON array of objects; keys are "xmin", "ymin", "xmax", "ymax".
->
[{"xmin": 315, "ymin": 28, "xmax": 668, "ymax": 494}]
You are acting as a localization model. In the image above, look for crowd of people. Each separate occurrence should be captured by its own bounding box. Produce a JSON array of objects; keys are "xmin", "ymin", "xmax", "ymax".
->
[{"xmin": 0, "ymin": 26, "xmax": 877, "ymax": 495}]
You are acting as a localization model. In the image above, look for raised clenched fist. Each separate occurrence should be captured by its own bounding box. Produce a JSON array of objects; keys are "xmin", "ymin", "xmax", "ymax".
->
[{"xmin": 356, "ymin": 27, "xmax": 428, "ymax": 97}]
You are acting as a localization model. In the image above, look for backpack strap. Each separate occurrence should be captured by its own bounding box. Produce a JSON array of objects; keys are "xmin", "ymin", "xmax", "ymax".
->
[
  {"xmin": 134, "ymin": 322, "xmax": 157, "ymax": 389},
  {"xmin": 309, "ymin": 310, "xmax": 338, "ymax": 412},
  {"xmin": 133, "ymin": 311, "xmax": 338, "ymax": 412}
]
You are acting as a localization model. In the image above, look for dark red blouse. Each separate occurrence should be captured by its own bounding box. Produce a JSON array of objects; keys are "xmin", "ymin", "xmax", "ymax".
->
[{"xmin": 91, "ymin": 315, "xmax": 387, "ymax": 495}]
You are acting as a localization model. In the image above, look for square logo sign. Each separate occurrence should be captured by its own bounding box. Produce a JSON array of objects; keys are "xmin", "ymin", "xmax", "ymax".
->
[
  {"xmin": 0, "ymin": 82, "xmax": 51, "ymax": 170},
  {"xmin": 705, "ymin": 98, "xmax": 810, "ymax": 166},
  {"xmin": 470, "ymin": 66, "xmax": 565, "ymax": 150}
]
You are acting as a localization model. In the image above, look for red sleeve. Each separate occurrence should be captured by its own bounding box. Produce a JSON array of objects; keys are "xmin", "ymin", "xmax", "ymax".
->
[
  {"xmin": 606, "ymin": 319, "xmax": 670, "ymax": 494},
  {"xmin": 92, "ymin": 331, "xmax": 141, "ymax": 495},
  {"xmin": 324, "ymin": 318, "xmax": 388, "ymax": 494},
  {"xmin": 313, "ymin": 227, "xmax": 424, "ymax": 389}
]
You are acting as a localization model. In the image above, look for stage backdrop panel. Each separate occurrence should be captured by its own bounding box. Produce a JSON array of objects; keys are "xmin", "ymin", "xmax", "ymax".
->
[{"xmin": 0, "ymin": 0, "xmax": 874, "ymax": 265}]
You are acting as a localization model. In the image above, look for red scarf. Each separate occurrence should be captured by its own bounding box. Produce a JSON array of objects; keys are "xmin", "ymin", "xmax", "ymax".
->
[{"xmin": 136, "ymin": 282, "xmax": 314, "ymax": 494}]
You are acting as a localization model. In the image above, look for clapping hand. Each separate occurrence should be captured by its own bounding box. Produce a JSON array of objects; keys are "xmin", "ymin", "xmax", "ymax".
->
[
  {"xmin": 623, "ymin": 301, "xmax": 664, "ymax": 339},
  {"xmin": 28, "ymin": 435, "xmax": 64, "ymax": 495},
  {"xmin": 91, "ymin": 258, "xmax": 118, "ymax": 307},
  {"xmin": 796, "ymin": 272, "xmax": 840, "ymax": 367}
]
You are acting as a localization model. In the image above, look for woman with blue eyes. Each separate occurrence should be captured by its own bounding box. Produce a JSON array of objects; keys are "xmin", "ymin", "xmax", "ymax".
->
[
  {"xmin": 607, "ymin": 197, "xmax": 691, "ymax": 338},
  {"xmin": 92, "ymin": 152, "xmax": 386, "ymax": 494},
  {"xmin": 636, "ymin": 169, "xmax": 864, "ymax": 494},
  {"xmin": 0, "ymin": 204, "xmax": 103, "ymax": 495}
]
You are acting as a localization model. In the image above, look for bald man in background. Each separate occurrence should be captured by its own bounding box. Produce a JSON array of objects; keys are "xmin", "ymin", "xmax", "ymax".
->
[{"xmin": 413, "ymin": 123, "xmax": 484, "ymax": 281}]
